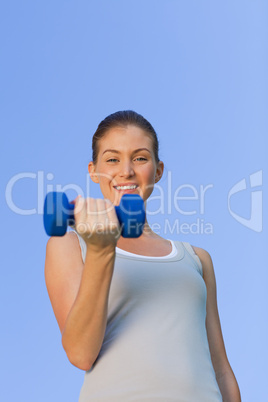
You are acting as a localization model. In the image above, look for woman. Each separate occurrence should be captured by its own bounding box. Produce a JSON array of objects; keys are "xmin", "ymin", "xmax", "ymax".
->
[{"xmin": 44, "ymin": 110, "xmax": 241, "ymax": 401}]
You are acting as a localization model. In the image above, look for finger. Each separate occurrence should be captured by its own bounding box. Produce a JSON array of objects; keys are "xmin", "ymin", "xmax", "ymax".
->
[
  {"xmin": 94, "ymin": 199, "xmax": 108, "ymax": 229},
  {"xmin": 104, "ymin": 198, "xmax": 115, "ymax": 216},
  {"xmin": 104, "ymin": 199, "xmax": 121, "ymax": 233},
  {"xmin": 103, "ymin": 199, "xmax": 115, "ymax": 221},
  {"xmin": 96, "ymin": 198, "xmax": 106, "ymax": 217},
  {"xmin": 87, "ymin": 197, "xmax": 98, "ymax": 223},
  {"xmin": 75, "ymin": 197, "xmax": 87, "ymax": 234},
  {"xmin": 70, "ymin": 194, "xmax": 82, "ymax": 205}
]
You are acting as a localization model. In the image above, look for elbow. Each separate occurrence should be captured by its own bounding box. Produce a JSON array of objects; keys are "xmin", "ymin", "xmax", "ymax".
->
[
  {"xmin": 61, "ymin": 338, "xmax": 93, "ymax": 371},
  {"xmin": 67, "ymin": 354, "xmax": 93, "ymax": 371}
]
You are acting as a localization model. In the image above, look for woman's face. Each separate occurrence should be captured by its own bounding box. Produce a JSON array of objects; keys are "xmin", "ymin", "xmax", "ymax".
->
[{"xmin": 88, "ymin": 125, "xmax": 164, "ymax": 205}]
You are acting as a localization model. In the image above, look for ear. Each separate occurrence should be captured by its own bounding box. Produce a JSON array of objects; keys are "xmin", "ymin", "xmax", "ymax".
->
[
  {"xmin": 88, "ymin": 161, "xmax": 99, "ymax": 183},
  {"xmin": 155, "ymin": 161, "xmax": 164, "ymax": 183}
]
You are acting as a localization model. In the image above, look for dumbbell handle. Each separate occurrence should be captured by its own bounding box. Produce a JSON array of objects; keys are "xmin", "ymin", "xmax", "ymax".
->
[{"xmin": 43, "ymin": 192, "xmax": 145, "ymax": 238}]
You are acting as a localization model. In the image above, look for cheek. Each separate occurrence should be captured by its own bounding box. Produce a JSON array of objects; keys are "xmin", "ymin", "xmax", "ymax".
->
[
  {"xmin": 98, "ymin": 166, "xmax": 115, "ymax": 182},
  {"xmin": 142, "ymin": 166, "xmax": 156, "ymax": 180},
  {"xmin": 139, "ymin": 168, "xmax": 156, "ymax": 192}
]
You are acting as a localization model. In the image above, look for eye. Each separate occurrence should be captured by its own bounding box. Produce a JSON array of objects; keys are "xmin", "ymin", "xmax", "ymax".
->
[
  {"xmin": 107, "ymin": 158, "xmax": 118, "ymax": 162},
  {"xmin": 107, "ymin": 157, "xmax": 147, "ymax": 163}
]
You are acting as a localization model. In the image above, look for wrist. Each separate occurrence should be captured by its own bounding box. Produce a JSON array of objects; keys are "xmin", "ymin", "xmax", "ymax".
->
[{"xmin": 85, "ymin": 243, "xmax": 116, "ymax": 258}]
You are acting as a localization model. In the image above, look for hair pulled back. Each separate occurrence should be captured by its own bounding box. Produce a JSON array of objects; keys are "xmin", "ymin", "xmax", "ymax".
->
[{"xmin": 92, "ymin": 110, "xmax": 160, "ymax": 164}]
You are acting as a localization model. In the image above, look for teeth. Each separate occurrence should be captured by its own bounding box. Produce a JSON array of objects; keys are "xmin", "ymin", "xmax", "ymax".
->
[{"xmin": 115, "ymin": 185, "xmax": 138, "ymax": 190}]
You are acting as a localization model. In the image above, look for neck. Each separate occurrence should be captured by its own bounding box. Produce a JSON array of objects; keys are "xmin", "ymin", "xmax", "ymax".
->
[
  {"xmin": 141, "ymin": 219, "xmax": 155, "ymax": 237},
  {"xmin": 116, "ymin": 217, "xmax": 159, "ymax": 248}
]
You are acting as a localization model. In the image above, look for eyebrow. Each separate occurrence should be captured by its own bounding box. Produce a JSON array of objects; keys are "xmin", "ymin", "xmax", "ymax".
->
[{"xmin": 102, "ymin": 148, "xmax": 151, "ymax": 155}]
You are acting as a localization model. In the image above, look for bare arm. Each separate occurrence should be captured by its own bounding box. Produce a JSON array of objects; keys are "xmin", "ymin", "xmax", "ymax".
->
[
  {"xmin": 44, "ymin": 197, "xmax": 120, "ymax": 371},
  {"xmin": 192, "ymin": 246, "xmax": 241, "ymax": 402}
]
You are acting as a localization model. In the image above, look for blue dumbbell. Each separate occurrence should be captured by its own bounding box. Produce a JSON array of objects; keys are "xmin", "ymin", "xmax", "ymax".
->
[{"xmin": 43, "ymin": 192, "xmax": 145, "ymax": 238}]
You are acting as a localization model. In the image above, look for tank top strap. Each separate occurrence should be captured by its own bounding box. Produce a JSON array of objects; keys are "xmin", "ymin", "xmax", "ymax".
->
[
  {"xmin": 181, "ymin": 242, "xmax": 203, "ymax": 276},
  {"xmin": 68, "ymin": 227, "xmax": 87, "ymax": 263}
]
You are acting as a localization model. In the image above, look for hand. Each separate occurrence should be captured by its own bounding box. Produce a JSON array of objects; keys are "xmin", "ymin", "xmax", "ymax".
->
[{"xmin": 72, "ymin": 196, "xmax": 121, "ymax": 249}]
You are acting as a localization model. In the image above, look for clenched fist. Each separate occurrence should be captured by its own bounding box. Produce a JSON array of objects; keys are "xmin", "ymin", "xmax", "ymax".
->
[{"xmin": 72, "ymin": 196, "xmax": 121, "ymax": 248}]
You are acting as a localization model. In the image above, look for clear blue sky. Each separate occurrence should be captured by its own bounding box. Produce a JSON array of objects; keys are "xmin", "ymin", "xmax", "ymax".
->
[{"xmin": 1, "ymin": 1, "xmax": 267, "ymax": 401}]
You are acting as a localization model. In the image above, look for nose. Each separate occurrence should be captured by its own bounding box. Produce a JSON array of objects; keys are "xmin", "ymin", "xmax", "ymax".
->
[{"xmin": 119, "ymin": 160, "xmax": 135, "ymax": 178}]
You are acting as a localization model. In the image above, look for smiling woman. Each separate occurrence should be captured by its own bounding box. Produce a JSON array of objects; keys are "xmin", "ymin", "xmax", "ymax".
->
[
  {"xmin": 44, "ymin": 110, "xmax": 241, "ymax": 401},
  {"xmin": 88, "ymin": 124, "xmax": 163, "ymax": 209}
]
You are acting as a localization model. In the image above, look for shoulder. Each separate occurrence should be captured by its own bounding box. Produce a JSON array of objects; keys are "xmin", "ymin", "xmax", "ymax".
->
[
  {"xmin": 45, "ymin": 232, "xmax": 83, "ymax": 276},
  {"xmin": 190, "ymin": 245, "xmax": 215, "ymax": 283},
  {"xmin": 191, "ymin": 246, "xmax": 212, "ymax": 263},
  {"xmin": 44, "ymin": 232, "xmax": 84, "ymax": 333},
  {"xmin": 45, "ymin": 232, "xmax": 84, "ymax": 287},
  {"xmin": 45, "ymin": 231, "xmax": 81, "ymax": 259},
  {"xmin": 45, "ymin": 232, "xmax": 83, "ymax": 278}
]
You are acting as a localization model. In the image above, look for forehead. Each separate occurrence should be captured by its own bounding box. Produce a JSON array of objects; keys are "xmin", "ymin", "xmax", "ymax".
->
[{"xmin": 98, "ymin": 125, "xmax": 153, "ymax": 149}]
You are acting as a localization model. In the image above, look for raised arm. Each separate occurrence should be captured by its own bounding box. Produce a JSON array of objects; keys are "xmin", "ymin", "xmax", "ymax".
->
[{"xmin": 44, "ymin": 197, "xmax": 120, "ymax": 371}]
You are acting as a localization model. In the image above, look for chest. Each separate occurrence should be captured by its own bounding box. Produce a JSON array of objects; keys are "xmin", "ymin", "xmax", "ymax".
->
[{"xmin": 116, "ymin": 238, "xmax": 172, "ymax": 257}]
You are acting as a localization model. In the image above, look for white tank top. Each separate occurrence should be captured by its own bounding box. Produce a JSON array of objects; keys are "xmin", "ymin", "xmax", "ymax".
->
[{"xmin": 69, "ymin": 229, "xmax": 222, "ymax": 401}]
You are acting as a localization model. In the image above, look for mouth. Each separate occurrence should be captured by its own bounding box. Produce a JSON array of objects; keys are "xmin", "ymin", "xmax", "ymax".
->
[{"xmin": 113, "ymin": 184, "xmax": 139, "ymax": 193}]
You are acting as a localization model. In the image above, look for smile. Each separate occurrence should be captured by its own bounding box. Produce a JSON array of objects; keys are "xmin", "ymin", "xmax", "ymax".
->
[{"xmin": 114, "ymin": 185, "xmax": 138, "ymax": 190}]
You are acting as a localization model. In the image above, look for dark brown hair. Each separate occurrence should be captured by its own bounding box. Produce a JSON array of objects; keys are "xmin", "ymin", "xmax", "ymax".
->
[{"xmin": 92, "ymin": 110, "xmax": 160, "ymax": 164}]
